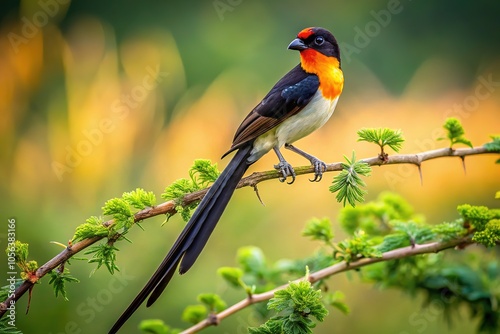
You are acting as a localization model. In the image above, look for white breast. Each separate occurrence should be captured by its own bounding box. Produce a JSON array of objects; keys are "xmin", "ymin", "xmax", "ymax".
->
[
  {"xmin": 275, "ymin": 91, "xmax": 339, "ymax": 146},
  {"xmin": 248, "ymin": 91, "xmax": 339, "ymax": 163}
]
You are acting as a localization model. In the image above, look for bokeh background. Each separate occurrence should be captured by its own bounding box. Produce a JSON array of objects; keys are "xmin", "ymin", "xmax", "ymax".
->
[{"xmin": 1, "ymin": 0, "xmax": 500, "ymax": 333}]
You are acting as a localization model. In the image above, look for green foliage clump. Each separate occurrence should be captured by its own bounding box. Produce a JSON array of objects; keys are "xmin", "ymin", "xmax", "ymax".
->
[
  {"xmin": 5, "ymin": 240, "xmax": 38, "ymax": 281},
  {"xmin": 431, "ymin": 220, "xmax": 469, "ymax": 241},
  {"xmin": 248, "ymin": 277, "xmax": 328, "ymax": 334},
  {"xmin": 438, "ymin": 117, "xmax": 473, "ymax": 148},
  {"xmin": 457, "ymin": 203, "xmax": 500, "ymax": 247},
  {"xmin": 338, "ymin": 192, "xmax": 418, "ymax": 236},
  {"xmin": 198, "ymin": 293, "xmax": 227, "ymax": 313},
  {"xmin": 329, "ymin": 152, "xmax": 371, "ymax": 207},
  {"xmin": 85, "ymin": 243, "xmax": 120, "ymax": 275},
  {"xmin": 139, "ymin": 319, "xmax": 181, "ymax": 334},
  {"xmin": 103, "ymin": 198, "xmax": 134, "ymax": 231},
  {"xmin": 162, "ymin": 159, "xmax": 220, "ymax": 221},
  {"xmin": 363, "ymin": 255, "xmax": 500, "ymax": 333},
  {"xmin": 217, "ymin": 267, "xmax": 245, "ymax": 289},
  {"xmin": 166, "ymin": 191, "xmax": 499, "ymax": 333},
  {"xmin": 72, "ymin": 216, "xmax": 108, "ymax": 242},
  {"xmin": 333, "ymin": 230, "xmax": 381, "ymax": 263},
  {"xmin": 302, "ymin": 217, "xmax": 334, "ymax": 245},
  {"xmin": 72, "ymin": 188, "xmax": 156, "ymax": 244},
  {"xmin": 0, "ymin": 284, "xmax": 23, "ymax": 333},
  {"xmin": 484, "ymin": 135, "xmax": 500, "ymax": 150},
  {"xmin": 357, "ymin": 128, "xmax": 404, "ymax": 154},
  {"xmin": 48, "ymin": 267, "xmax": 80, "ymax": 300},
  {"xmin": 473, "ymin": 219, "xmax": 500, "ymax": 247},
  {"xmin": 68, "ymin": 187, "xmax": 158, "ymax": 280},
  {"xmin": 122, "ymin": 188, "xmax": 156, "ymax": 210},
  {"xmin": 484, "ymin": 135, "xmax": 500, "ymax": 164},
  {"xmin": 323, "ymin": 290, "xmax": 350, "ymax": 315},
  {"xmin": 180, "ymin": 293, "xmax": 227, "ymax": 325},
  {"xmin": 181, "ymin": 304, "xmax": 207, "ymax": 324},
  {"xmin": 4, "ymin": 241, "xmax": 82, "ymax": 301}
]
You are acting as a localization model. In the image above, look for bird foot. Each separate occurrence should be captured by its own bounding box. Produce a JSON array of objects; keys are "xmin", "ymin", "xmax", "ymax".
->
[
  {"xmin": 274, "ymin": 161, "xmax": 296, "ymax": 184},
  {"xmin": 309, "ymin": 158, "xmax": 327, "ymax": 182}
]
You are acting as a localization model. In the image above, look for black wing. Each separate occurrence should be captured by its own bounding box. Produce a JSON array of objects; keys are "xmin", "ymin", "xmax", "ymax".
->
[{"xmin": 222, "ymin": 64, "xmax": 319, "ymax": 157}]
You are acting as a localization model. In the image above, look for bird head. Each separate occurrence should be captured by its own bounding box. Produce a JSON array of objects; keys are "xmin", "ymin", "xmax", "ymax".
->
[{"xmin": 288, "ymin": 27, "xmax": 341, "ymax": 69}]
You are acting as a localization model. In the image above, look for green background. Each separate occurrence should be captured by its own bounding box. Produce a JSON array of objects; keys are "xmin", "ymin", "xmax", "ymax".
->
[{"xmin": 1, "ymin": 0, "xmax": 499, "ymax": 333}]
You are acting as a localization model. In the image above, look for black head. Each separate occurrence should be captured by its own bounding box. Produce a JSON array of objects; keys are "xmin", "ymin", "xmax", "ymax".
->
[{"xmin": 288, "ymin": 27, "xmax": 340, "ymax": 61}]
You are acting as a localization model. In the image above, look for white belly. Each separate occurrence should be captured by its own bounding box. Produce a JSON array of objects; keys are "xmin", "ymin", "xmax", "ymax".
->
[
  {"xmin": 249, "ymin": 91, "xmax": 339, "ymax": 162},
  {"xmin": 276, "ymin": 91, "xmax": 338, "ymax": 146}
]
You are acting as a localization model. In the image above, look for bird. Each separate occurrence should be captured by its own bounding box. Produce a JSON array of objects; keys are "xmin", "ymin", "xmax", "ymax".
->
[{"xmin": 109, "ymin": 26, "xmax": 343, "ymax": 334}]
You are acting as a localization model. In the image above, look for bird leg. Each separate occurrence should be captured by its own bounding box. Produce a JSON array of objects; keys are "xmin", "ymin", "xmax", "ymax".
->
[
  {"xmin": 273, "ymin": 147, "xmax": 296, "ymax": 184},
  {"xmin": 285, "ymin": 144, "xmax": 326, "ymax": 182}
]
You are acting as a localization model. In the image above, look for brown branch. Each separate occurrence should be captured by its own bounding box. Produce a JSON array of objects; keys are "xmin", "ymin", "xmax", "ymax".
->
[
  {"xmin": 181, "ymin": 236, "xmax": 472, "ymax": 333},
  {"xmin": 0, "ymin": 146, "xmax": 496, "ymax": 316}
]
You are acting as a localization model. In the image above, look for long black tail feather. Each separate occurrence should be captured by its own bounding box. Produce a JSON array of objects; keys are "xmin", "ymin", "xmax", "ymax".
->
[{"xmin": 109, "ymin": 145, "xmax": 252, "ymax": 334}]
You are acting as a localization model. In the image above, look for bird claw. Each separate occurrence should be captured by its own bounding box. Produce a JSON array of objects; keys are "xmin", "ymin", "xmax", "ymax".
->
[
  {"xmin": 309, "ymin": 158, "xmax": 327, "ymax": 182},
  {"xmin": 274, "ymin": 161, "xmax": 296, "ymax": 184}
]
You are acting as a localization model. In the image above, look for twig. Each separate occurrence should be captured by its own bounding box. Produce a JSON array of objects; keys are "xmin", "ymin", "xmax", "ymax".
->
[
  {"xmin": 0, "ymin": 146, "xmax": 496, "ymax": 316},
  {"xmin": 181, "ymin": 236, "xmax": 472, "ymax": 333}
]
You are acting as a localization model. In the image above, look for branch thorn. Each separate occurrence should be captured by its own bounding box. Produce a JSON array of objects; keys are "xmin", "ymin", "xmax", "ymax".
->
[
  {"xmin": 460, "ymin": 156, "xmax": 467, "ymax": 175},
  {"xmin": 417, "ymin": 164, "xmax": 423, "ymax": 186},
  {"xmin": 253, "ymin": 184, "xmax": 265, "ymax": 206}
]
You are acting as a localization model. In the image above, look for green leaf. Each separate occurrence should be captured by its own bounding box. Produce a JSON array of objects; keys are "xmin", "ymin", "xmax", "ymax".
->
[
  {"xmin": 472, "ymin": 219, "xmax": 500, "ymax": 247},
  {"xmin": 250, "ymin": 278, "xmax": 328, "ymax": 333},
  {"xmin": 457, "ymin": 204, "xmax": 492, "ymax": 230},
  {"xmin": 338, "ymin": 192, "xmax": 418, "ymax": 236},
  {"xmin": 457, "ymin": 202, "xmax": 500, "ymax": 248},
  {"xmin": 5, "ymin": 241, "xmax": 38, "ymax": 280},
  {"xmin": 161, "ymin": 160, "xmax": 220, "ymax": 221},
  {"xmin": 139, "ymin": 319, "xmax": 181, "ymax": 334},
  {"xmin": 162, "ymin": 178, "xmax": 197, "ymax": 202},
  {"xmin": 5, "ymin": 240, "xmax": 29, "ymax": 264},
  {"xmin": 376, "ymin": 232, "xmax": 410, "ymax": 253},
  {"xmin": 48, "ymin": 268, "xmax": 80, "ymax": 301},
  {"xmin": 181, "ymin": 305, "xmax": 207, "ymax": 324},
  {"xmin": 333, "ymin": 231, "xmax": 382, "ymax": 263},
  {"xmin": 161, "ymin": 179, "xmax": 200, "ymax": 222},
  {"xmin": 484, "ymin": 135, "xmax": 500, "ymax": 151},
  {"xmin": 268, "ymin": 280, "xmax": 327, "ymax": 319},
  {"xmin": 391, "ymin": 221, "xmax": 434, "ymax": 244},
  {"xmin": 189, "ymin": 159, "xmax": 220, "ymax": 188},
  {"xmin": 248, "ymin": 319, "xmax": 282, "ymax": 334},
  {"xmin": 0, "ymin": 295, "xmax": 23, "ymax": 334},
  {"xmin": 329, "ymin": 152, "xmax": 371, "ymax": 207},
  {"xmin": 85, "ymin": 243, "xmax": 120, "ymax": 275},
  {"xmin": 237, "ymin": 246, "xmax": 267, "ymax": 276},
  {"xmin": 263, "ymin": 279, "xmax": 328, "ymax": 333},
  {"xmin": 324, "ymin": 291, "xmax": 350, "ymax": 315},
  {"xmin": 431, "ymin": 221, "xmax": 467, "ymax": 241},
  {"xmin": 217, "ymin": 267, "xmax": 244, "ymax": 288},
  {"xmin": 357, "ymin": 128, "xmax": 404, "ymax": 153},
  {"xmin": 484, "ymin": 136, "xmax": 500, "ymax": 164},
  {"xmin": 438, "ymin": 117, "xmax": 473, "ymax": 148},
  {"xmin": 72, "ymin": 216, "xmax": 109, "ymax": 242},
  {"xmin": 122, "ymin": 188, "xmax": 156, "ymax": 210},
  {"xmin": 102, "ymin": 198, "xmax": 134, "ymax": 231},
  {"xmin": 302, "ymin": 217, "xmax": 334, "ymax": 245},
  {"xmin": 197, "ymin": 293, "xmax": 227, "ymax": 312}
]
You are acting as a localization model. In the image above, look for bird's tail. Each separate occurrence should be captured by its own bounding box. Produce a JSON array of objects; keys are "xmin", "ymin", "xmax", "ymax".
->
[{"xmin": 109, "ymin": 145, "xmax": 252, "ymax": 334}]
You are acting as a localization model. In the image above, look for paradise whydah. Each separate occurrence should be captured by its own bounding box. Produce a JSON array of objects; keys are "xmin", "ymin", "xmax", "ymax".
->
[{"xmin": 109, "ymin": 26, "xmax": 344, "ymax": 333}]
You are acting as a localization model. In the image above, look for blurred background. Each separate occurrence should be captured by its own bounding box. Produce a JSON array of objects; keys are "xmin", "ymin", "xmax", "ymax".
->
[{"xmin": 1, "ymin": 0, "xmax": 499, "ymax": 333}]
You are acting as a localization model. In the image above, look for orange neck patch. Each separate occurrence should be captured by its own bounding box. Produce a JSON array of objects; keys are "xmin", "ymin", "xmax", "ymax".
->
[{"xmin": 299, "ymin": 49, "xmax": 344, "ymax": 100}]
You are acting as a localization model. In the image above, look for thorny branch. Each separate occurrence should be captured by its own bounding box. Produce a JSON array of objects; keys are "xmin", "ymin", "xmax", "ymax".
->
[
  {"xmin": 0, "ymin": 145, "xmax": 496, "ymax": 317},
  {"xmin": 181, "ymin": 236, "xmax": 472, "ymax": 333}
]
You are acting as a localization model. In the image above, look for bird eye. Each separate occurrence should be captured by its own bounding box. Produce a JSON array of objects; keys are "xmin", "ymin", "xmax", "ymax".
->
[{"xmin": 314, "ymin": 36, "xmax": 324, "ymax": 46}]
